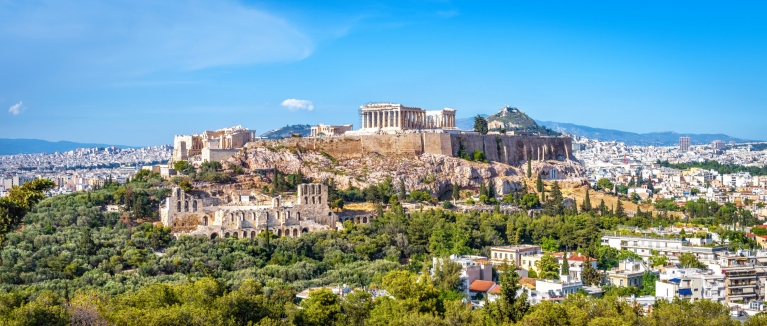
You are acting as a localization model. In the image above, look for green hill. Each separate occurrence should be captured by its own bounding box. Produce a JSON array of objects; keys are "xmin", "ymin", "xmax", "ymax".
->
[
  {"xmin": 260, "ymin": 124, "xmax": 312, "ymax": 139},
  {"xmin": 483, "ymin": 106, "xmax": 560, "ymax": 135}
]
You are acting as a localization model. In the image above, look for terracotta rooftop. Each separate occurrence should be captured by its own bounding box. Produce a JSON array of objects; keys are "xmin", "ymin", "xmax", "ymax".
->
[
  {"xmin": 518, "ymin": 277, "xmax": 537, "ymax": 289},
  {"xmin": 489, "ymin": 286, "xmax": 501, "ymax": 294},
  {"xmin": 469, "ymin": 280, "xmax": 497, "ymax": 293},
  {"xmin": 567, "ymin": 254, "xmax": 595, "ymax": 262}
]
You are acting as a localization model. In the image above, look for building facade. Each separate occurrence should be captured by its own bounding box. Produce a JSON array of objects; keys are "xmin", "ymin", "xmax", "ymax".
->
[
  {"xmin": 358, "ymin": 103, "xmax": 457, "ymax": 131},
  {"xmin": 173, "ymin": 125, "xmax": 256, "ymax": 161},
  {"xmin": 680, "ymin": 136, "xmax": 691, "ymax": 152},
  {"xmin": 160, "ymin": 183, "xmax": 342, "ymax": 239},
  {"xmin": 490, "ymin": 245, "xmax": 543, "ymax": 266},
  {"xmin": 310, "ymin": 124, "xmax": 353, "ymax": 137}
]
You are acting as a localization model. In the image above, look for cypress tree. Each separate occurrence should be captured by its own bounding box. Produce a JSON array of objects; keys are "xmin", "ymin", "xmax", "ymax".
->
[
  {"xmin": 452, "ymin": 182, "xmax": 460, "ymax": 202},
  {"xmin": 581, "ymin": 188, "xmax": 592, "ymax": 213},
  {"xmin": 615, "ymin": 200, "xmax": 625, "ymax": 218},
  {"xmin": 598, "ymin": 199, "xmax": 608, "ymax": 216},
  {"xmin": 479, "ymin": 182, "xmax": 488, "ymax": 198},
  {"xmin": 488, "ymin": 180, "xmax": 496, "ymax": 199},
  {"xmin": 561, "ymin": 254, "xmax": 570, "ymax": 276},
  {"xmin": 536, "ymin": 174, "xmax": 544, "ymax": 193},
  {"xmin": 527, "ymin": 158, "xmax": 532, "ymax": 178}
]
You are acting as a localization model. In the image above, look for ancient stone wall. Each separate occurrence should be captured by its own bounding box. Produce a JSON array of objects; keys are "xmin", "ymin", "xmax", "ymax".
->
[{"xmin": 250, "ymin": 133, "xmax": 572, "ymax": 165}]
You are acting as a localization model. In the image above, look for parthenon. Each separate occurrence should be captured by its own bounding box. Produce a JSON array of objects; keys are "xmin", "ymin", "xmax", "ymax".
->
[{"xmin": 358, "ymin": 103, "xmax": 456, "ymax": 131}]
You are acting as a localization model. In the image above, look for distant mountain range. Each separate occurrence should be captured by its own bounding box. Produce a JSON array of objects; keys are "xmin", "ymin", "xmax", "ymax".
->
[
  {"xmin": 260, "ymin": 124, "xmax": 312, "ymax": 139},
  {"xmin": 456, "ymin": 115, "xmax": 756, "ymax": 146},
  {"xmin": 0, "ymin": 139, "xmax": 135, "ymax": 155},
  {"xmin": 535, "ymin": 120, "xmax": 757, "ymax": 146}
]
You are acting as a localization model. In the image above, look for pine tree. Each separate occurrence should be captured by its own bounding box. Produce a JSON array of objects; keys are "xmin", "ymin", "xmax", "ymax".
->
[
  {"xmin": 581, "ymin": 188, "xmax": 592, "ymax": 213},
  {"xmin": 527, "ymin": 158, "xmax": 532, "ymax": 178},
  {"xmin": 561, "ymin": 254, "xmax": 570, "ymax": 276},
  {"xmin": 487, "ymin": 263, "xmax": 530, "ymax": 323}
]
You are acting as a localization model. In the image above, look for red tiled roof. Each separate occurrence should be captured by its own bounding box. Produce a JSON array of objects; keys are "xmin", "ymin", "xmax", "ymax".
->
[
  {"xmin": 753, "ymin": 225, "xmax": 767, "ymax": 229},
  {"xmin": 489, "ymin": 286, "xmax": 501, "ymax": 294},
  {"xmin": 469, "ymin": 280, "xmax": 497, "ymax": 293},
  {"xmin": 567, "ymin": 254, "xmax": 595, "ymax": 262}
]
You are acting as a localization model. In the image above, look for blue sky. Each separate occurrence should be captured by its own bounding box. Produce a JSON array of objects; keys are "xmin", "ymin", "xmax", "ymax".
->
[{"xmin": 1, "ymin": 1, "xmax": 766, "ymax": 146}]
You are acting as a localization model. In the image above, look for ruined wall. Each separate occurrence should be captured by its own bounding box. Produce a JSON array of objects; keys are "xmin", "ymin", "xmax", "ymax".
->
[
  {"xmin": 202, "ymin": 148, "xmax": 241, "ymax": 162},
  {"xmin": 450, "ymin": 134, "xmax": 573, "ymax": 165},
  {"xmin": 250, "ymin": 134, "xmax": 572, "ymax": 165}
]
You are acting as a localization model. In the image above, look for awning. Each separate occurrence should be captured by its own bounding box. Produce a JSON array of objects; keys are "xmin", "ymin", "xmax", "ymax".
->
[{"xmin": 679, "ymin": 288, "xmax": 693, "ymax": 295}]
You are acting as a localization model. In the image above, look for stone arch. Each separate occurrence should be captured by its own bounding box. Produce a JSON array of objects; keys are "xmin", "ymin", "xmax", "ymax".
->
[
  {"xmin": 224, "ymin": 232, "xmax": 231, "ymax": 238},
  {"xmin": 193, "ymin": 201, "xmax": 198, "ymax": 212},
  {"xmin": 184, "ymin": 201, "xmax": 189, "ymax": 212},
  {"xmin": 355, "ymin": 217, "xmax": 360, "ymax": 224},
  {"xmin": 296, "ymin": 212, "xmax": 301, "ymax": 221},
  {"xmin": 202, "ymin": 216, "xmax": 208, "ymax": 226},
  {"xmin": 362, "ymin": 216, "xmax": 368, "ymax": 223},
  {"xmin": 293, "ymin": 229, "xmax": 298, "ymax": 237},
  {"xmin": 277, "ymin": 229, "xmax": 282, "ymax": 237},
  {"xmin": 304, "ymin": 196, "xmax": 308, "ymax": 204},
  {"xmin": 232, "ymin": 232, "xmax": 238, "ymax": 239},
  {"xmin": 210, "ymin": 233, "xmax": 218, "ymax": 239},
  {"xmin": 250, "ymin": 231, "xmax": 256, "ymax": 238},
  {"xmin": 177, "ymin": 201, "xmax": 181, "ymax": 212},
  {"xmin": 302, "ymin": 228, "xmax": 309, "ymax": 233},
  {"xmin": 243, "ymin": 231, "xmax": 248, "ymax": 238},
  {"xmin": 328, "ymin": 212, "xmax": 332, "ymax": 217}
]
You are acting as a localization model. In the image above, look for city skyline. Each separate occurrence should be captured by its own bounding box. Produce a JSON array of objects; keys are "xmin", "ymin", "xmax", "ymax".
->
[{"xmin": 2, "ymin": 1, "xmax": 767, "ymax": 146}]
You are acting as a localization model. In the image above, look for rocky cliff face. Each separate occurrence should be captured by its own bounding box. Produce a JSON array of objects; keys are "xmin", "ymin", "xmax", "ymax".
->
[{"xmin": 229, "ymin": 147, "xmax": 585, "ymax": 198}]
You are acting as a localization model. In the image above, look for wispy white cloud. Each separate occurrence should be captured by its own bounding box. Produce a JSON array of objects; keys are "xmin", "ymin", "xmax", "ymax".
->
[
  {"xmin": 281, "ymin": 99, "xmax": 314, "ymax": 111},
  {"xmin": 0, "ymin": 1, "xmax": 314, "ymax": 75},
  {"xmin": 8, "ymin": 101, "xmax": 25, "ymax": 115}
]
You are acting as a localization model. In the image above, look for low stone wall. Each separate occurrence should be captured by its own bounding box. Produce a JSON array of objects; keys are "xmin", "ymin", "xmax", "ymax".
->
[{"xmin": 248, "ymin": 133, "xmax": 572, "ymax": 165}]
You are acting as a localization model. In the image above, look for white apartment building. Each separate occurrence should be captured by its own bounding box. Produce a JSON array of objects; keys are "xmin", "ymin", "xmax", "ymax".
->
[
  {"xmin": 600, "ymin": 235, "xmax": 728, "ymax": 263},
  {"xmin": 490, "ymin": 245, "xmax": 542, "ymax": 266}
]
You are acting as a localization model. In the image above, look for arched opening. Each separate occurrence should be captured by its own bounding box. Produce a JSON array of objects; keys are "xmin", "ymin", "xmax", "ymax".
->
[
  {"xmin": 293, "ymin": 229, "xmax": 298, "ymax": 237},
  {"xmin": 304, "ymin": 196, "xmax": 308, "ymax": 204},
  {"xmin": 296, "ymin": 212, "xmax": 301, "ymax": 220},
  {"xmin": 230, "ymin": 214, "xmax": 234, "ymax": 223},
  {"xmin": 243, "ymin": 231, "xmax": 247, "ymax": 238},
  {"xmin": 224, "ymin": 232, "xmax": 231, "ymax": 238},
  {"xmin": 250, "ymin": 231, "xmax": 256, "ymax": 238},
  {"xmin": 362, "ymin": 216, "xmax": 368, "ymax": 223},
  {"xmin": 176, "ymin": 188, "xmax": 181, "ymax": 197},
  {"xmin": 210, "ymin": 233, "xmax": 218, "ymax": 239},
  {"xmin": 302, "ymin": 228, "xmax": 309, "ymax": 233},
  {"xmin": 184, "ymin": 201, "xmax": 189, "ymax": 212},
  {"xmin": 277, "ymin": 229, "xmax": 282, "ymax": 237},
  {"xmin": 312, "ymin": 197, "xmax": 315, "ymax": 205},
  {"xmin": 232, "ymin": 233, "xmax": 238, "ymax": 239},
  {"xmin": 193, "ymin": 201, "xmax": 198, "ymax": 212},
  {"xmin": 328, "ymin": 212, "xmax": 332, "ymax": 217},
  {"xmin": 287, "ymin": 211, "xmax": 291, "ymax": 219},
  {"xmin": 202, "ymin": 216, "xmax": 208, "ymax": 226},
  {"xmin": 177, "ymin": 201, "xmax": 181, "ymax": 212},
  {"xmin": 355, "ymin": 217, "xmax": 360, "ymax": 224}
]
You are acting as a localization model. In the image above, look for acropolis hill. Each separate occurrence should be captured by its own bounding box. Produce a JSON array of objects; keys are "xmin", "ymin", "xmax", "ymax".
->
[{"xmin": 173, "ymin": 103, "xmax": 576, "ymax": 166}]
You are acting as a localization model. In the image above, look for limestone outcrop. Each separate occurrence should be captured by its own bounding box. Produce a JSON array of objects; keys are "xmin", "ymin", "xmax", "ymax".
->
[{"xmin": 229, "ymin": 147, "xmax": 586, "ymax": 198}]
